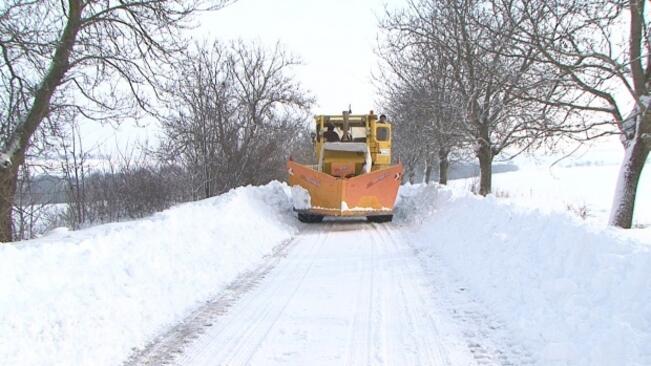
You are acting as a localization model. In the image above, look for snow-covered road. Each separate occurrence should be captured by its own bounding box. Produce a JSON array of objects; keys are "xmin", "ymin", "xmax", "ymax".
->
[{"xmin": 127, "ymin": 221, "xmax": 529, "ymax": 366}]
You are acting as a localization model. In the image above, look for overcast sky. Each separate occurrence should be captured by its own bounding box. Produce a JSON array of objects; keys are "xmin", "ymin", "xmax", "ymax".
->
[{"xmin": 198, "ymin": 0, "xmax": 399, "ymax": 113}]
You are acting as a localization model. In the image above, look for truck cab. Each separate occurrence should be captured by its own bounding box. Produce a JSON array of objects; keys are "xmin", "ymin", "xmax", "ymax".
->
[{"xmin": 313, "ymin": 111, "xmax": 394, "ymax": 178}]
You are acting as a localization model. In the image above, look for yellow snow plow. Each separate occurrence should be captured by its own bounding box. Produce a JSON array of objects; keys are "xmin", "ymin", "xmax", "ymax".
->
[{"xmin": 288, "ymin": 111, "xmax": 403, "ymax": 223}]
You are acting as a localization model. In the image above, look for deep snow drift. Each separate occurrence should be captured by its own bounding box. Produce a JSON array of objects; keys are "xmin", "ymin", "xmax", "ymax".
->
[
  {"xmin": 398, "ymin": 183, "xmax": 651, "ymax": 366},
  {"xmin": 0, "ymin": 182, "xmax": 299, "ymax": 366}
]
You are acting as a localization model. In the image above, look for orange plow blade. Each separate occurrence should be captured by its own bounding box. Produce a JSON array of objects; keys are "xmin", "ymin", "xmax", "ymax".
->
[{"xmin": 287, "ymin": 160, "xmax": 403, "ymax": 217}]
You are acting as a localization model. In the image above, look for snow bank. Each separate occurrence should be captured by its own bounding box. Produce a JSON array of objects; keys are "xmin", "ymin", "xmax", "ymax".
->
[
  {"xmin": 0, "ymin": 181, "xmax": 298, "ymax": 366},
  {"xmin": 398, "ymin": 184, "xmax": 651, "ymax": 366},
  {"xmin": 290, "ymin": 185, "xmax": 311, "ymax": 210}
]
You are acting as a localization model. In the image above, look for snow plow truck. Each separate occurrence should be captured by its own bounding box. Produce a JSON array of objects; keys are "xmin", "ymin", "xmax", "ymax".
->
[{"xmin": 288, "ymin": 111, "xmax": 403, "ymax": 223}]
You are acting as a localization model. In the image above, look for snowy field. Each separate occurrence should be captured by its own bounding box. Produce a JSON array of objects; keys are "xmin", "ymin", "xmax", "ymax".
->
[
  {"xmin": 450, "ymin": 141, "xmax": 651, "ymax": 233},
  {"xmin": 1, "ymin": 144, "xmax": 650, "ymax": 365}
]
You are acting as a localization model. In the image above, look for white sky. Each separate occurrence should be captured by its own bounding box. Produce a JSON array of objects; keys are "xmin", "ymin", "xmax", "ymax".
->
[{"xmin": 197, "ymin": 0, "xmax": 398, "ymax": 113}]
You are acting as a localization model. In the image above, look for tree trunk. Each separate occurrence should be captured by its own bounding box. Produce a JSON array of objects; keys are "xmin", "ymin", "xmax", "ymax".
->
[
  {"xmin": 408, "ymin": 171, "xmax": 416, "ymax": 184},
  {"xmin": 609, "ymin": 136, "xmax": 649, "ymax": 228},
  {"xmin": 438, "ymin": 148, "xmax": 449, "ymax": 185},
  {"xmin": 424, "ymin": 163, "xmax": 433, "ymax": 183},
  {"xmin": 610, "ymin": 1, "xmax": 651, "ymax": 228},
  {"xmin": 477, "ymin": 141, "xmax": 493, "ymax": 196},
  {"xmin": 204, "ymin": 164, "xmax": 211, "ymax": 199},
  {"xmin": 0, "ymin": 1, "xmax": 82, "ymax": 241},
  {"xmin": 0, "ymin": 165, "xmax": 19, "ymax": 242}
]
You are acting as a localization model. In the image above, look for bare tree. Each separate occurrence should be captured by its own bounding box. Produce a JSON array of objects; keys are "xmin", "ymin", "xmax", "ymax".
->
[
  {"xmin": 378, "ymin": 12, "xmax": 469, "ymax": 185},
  {"xmin": 0, "ymin": 0, "xmax": 231, "ymax": 241},
  {"xmin": 159, "ymin": 42, "xmax": 234, "ymax": 199},
  {"xmin": 501, "ymin": 0, "xmax": 649, "ymax": 228},
  {"xmin": 160, "ymin": 41, "xmax": 313, "ymax": 198},
  {"xmin": 57, "ymin": 120, "xmax": 89, "ymax": 229},
  {"xmin": 380, "ymin": 0, "xmax": 562, "ymax": 194},
  {"xmin": 387, "ymin": 92, "xmax": 432, "ymax": 184},
  {"xmin": 381, "ymin": 57, "xmax": 467, "ymax": 184}
]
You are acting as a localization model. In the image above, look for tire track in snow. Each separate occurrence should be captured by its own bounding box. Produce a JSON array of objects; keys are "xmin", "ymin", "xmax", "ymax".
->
[
  {"xmin": 218, "ymin": 227, "xmax": 329, "ymax": 365},
  {"xmin": 128, "ymin": 219, "xmax": 526, "ymax": 366},
  {"xmin": 343, "ymin": 223, "xmax": 376, "ymax": 366},
  {"xmin": 123, "ymin": 225, "xmax": 325, "ymax": 366},
  {"xmin": 383, "ymin": 225, "xmax": 538, "ymax": 366},
  {"xmin": 173, "ymin": 224, "xmax": 331, "ymax": 366},
  {"xmin": 372, "ymin": 223, "xmax": 453, "ymax": 366}
]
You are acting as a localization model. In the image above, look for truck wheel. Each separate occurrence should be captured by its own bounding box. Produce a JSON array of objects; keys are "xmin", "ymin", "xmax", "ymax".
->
[
  {"xmin": 367, "ymin": 215, "xmax": 393, "ymax": 223},
  {"xmin": 298, "ymin": 213, "xmax": 324, "ymax": 223}
]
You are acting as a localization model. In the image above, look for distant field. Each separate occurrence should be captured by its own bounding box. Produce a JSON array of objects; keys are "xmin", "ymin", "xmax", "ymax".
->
[{"xmin": 449, "ymin": 141, "xmax": 651, "ymax": 235}]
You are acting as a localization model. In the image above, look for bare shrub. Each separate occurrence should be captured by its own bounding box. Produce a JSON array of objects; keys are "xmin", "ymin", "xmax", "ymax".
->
[
  {"xmin": 566, "ymin": 203, "xmax": 591, "ymax": 220},
  {"xmin": 493, "ymin": 189, "xmax": 511, "ymax": 199}
]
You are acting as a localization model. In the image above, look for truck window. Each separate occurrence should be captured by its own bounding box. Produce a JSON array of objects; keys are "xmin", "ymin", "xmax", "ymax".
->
[{"xmin": 376, "ymin": 127, "xmax": 389, "ymax": 141}]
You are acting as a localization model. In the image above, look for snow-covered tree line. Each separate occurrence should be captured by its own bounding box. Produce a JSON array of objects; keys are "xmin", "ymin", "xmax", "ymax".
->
[{"xmin": 378, "ymin": 0, "xmax": 650, "ymax": 228}]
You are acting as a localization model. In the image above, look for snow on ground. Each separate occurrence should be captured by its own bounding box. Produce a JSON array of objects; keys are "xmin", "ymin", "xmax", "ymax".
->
[
  {"xmin": 2, "ymin": 140, "xmax": 650, "ymax": 366},
  {"xmin": 0, "ymin": 181, "xmax": 298, "ymax": 366},
  {"xmin": 397, "ymin": 183, "xmax": 651, "ymax": 366},
  {"xmin": 449, "ymin": 140, "xmax": 651, "ymax": 235},
  {"xmin": 156, "ymin": 222, "xmax": 482, "ymax": 366},
  {"xmin": 449, "ymin": 163, "xmax": 651, "ymax": 235}
]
